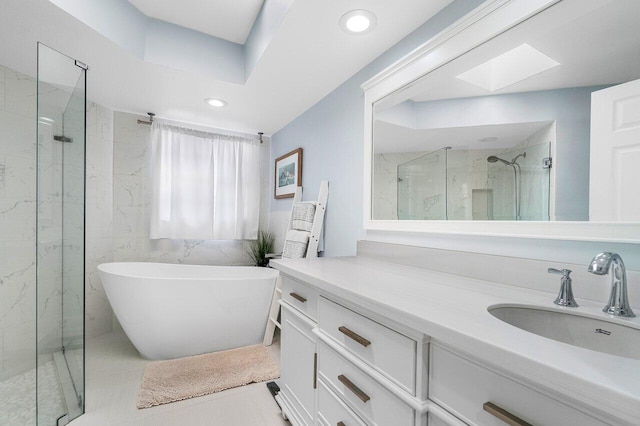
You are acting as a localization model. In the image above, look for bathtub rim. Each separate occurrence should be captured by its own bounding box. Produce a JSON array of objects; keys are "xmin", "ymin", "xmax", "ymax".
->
[{"xmin": 98, "ymin": 261, "xmax": 280, "ymax": 281}]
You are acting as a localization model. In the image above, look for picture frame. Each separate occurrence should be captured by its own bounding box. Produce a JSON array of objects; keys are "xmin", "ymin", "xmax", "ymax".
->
[{"xmin": 274, "ymin": 148, "xmax": 303, "ymax": 199}]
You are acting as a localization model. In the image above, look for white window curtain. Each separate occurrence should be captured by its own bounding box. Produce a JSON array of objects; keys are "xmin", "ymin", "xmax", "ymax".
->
[{"xmin": 150, "ymin": 122, "xmax": 260, "ymax": 240}]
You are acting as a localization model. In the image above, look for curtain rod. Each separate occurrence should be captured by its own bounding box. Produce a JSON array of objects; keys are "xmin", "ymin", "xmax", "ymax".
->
[{"xmin": 139, "ymin": 112, "xmax": 265, "ymax": 143}]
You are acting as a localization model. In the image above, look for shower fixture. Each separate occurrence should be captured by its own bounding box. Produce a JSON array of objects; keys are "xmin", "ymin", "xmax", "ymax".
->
[
  {"xmin": 487, "ymin": 152, "xmax": 526, "ymax": 166},
  {"xmin": 487, "ymin": 152, "xmax": 526, "ymax": 220}
]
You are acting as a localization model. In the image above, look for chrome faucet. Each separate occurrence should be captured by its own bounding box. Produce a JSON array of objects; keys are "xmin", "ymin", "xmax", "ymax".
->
[
  {"xmin": 548, "ymin": 268, "xmax": 578, "ymax": 307},
  {"xmin": 588, "ymin": 252, "xmax": 635, "ymax": 318}
]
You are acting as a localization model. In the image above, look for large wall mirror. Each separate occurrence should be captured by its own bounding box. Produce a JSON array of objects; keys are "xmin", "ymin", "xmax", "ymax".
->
[{"xmin": 364, "ymin": 0, "xmax": 640, "ymax": 241}]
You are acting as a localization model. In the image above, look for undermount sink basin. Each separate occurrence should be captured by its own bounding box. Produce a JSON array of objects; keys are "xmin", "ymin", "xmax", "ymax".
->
[{"xmin": 488, "ymin": 305, "xmax": 640, "ymax": 360}]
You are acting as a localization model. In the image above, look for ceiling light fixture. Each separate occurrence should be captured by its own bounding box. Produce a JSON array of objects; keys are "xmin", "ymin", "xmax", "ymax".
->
[
  {"xmin": 479, "ymin": 137, "xmax": 498, "ymax": 143},
  {"xmin": 339, "ymin": 10, "xmax": 377, "ymax": 34},
  {"xmin": 205, "ymin": 98, "xmax": 227, "ymax": 108},
  {"xmin": 456, "ymin": 44, "xmax": 560, "ymax": 92}
]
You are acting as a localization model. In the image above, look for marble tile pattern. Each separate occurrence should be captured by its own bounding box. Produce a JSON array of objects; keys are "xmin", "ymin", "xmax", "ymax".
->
[
  {"xmin": 373, "ymin": 151, "xmax": 429, "ymax": 220},
  {"xmin": 0, "ymin": 64, "xmax": 37, "ymax": 382},
  {"xmin": 0, "ymin": 61, "xmax": 114, "ymax": 383},
  {"xmin": 85, "ymin": 103, "xmax": 115, "ymax": 339},
  {"xmin": 373, "ymin": 123, "xmax": 553, "ymax": 221},
  {"xmin": 112, "ymin": 112, "xmax": 271, "ymax": 267}
]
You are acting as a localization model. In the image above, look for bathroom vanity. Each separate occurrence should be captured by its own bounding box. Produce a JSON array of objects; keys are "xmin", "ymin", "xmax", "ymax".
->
[
  {"xmin": 271, "ymin": 0, "xmax": 640, "ymax": 424},
  {"xmin": 271, "ymin": 242, "xmax": 640, "ymax": 426}
]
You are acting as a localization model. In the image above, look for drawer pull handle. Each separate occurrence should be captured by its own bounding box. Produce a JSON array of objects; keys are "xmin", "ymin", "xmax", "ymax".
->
[
  {"xmin": 338, "ymin": 326, "xmax": 371, "ymax": 347},
  {"xmin": 338, "ymin": 374, "xmax": 370, "ymax": 403},
  {"xmin": 337, "ymin": 423, "xmax": 346, "ymax": 426},
  {"xmin": 483, "ymin": 402, "xmax": 533, "ymax": 426},
  {"xmin": 290, "ymin": 292, "xmax": 307, "ymax": 303},
  {"xmin": 313, "ymin": 353, "xmax": 317, "ymax": 389}
]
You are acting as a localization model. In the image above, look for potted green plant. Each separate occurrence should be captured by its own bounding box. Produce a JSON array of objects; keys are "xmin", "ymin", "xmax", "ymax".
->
[{"xmin": 247, "ymin": 230, "xmax": 276, "ymax": 267}]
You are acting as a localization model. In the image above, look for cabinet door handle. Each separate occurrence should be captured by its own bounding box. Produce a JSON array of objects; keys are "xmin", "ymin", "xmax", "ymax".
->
[
  {"xmin": 313, "ymin": 353, "xmax": 317, "ymax": 389},
  {"xmin": 338, "ymin": 326, "xmax": 371, "ymax": 347},
  {"xmin": 338, "ymin": 374, "xmax": 370, "ymax": 403},
  {"xmin": 290, "ymin": 292, "xmax": 307, "ymax": 303},
  {"xmin": 483, "ymin": 402, "xmax": 533, "ymax": 426}
]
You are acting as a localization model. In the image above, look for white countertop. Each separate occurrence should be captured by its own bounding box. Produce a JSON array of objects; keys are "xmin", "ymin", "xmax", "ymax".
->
[{"xmin": 270, "ymin": 256, "xmax": 640, "ymax": 425}]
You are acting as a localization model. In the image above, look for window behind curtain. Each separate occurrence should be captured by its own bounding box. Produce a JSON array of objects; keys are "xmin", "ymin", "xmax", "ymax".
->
[{"xmin": 150, "ymin": 122, "xmax": 260, "ymax": 240}]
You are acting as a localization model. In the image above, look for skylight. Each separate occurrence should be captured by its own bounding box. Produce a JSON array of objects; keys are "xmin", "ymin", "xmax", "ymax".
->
[{"xmin": 456, "ymin": 44, "xmax": 560, "ymax": 92}]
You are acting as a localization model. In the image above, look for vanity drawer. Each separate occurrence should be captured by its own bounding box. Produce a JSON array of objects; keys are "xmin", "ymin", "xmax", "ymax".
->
[
  {"xmin": 318, "ymin": 341, "xmax": 415, "ymax": 426},
  {"xmin": 282, "ymin": 275, "xmax": 318, "ymax": 321},
  {"xmin": 429, "ymin": 345, "xmax": 606, "ymax": 426},
  {"xmin": 318, "ymin": 297, "xmax": 417, "ymax": 394},
  {"xmin": 318, "ymin": 380, "xmax": 367, "ymax": 426}
]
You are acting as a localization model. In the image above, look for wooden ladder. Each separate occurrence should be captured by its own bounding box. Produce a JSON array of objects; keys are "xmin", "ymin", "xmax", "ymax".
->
[
  {"xmin": 263, "ymin": 274, "xmax": 282, "ymax": 346},
  {"xmin": 263, "ymin": 181, "xmax": 328, "ymax": 346}
]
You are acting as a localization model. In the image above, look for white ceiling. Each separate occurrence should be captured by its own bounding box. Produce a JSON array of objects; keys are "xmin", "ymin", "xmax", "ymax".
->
[
  {"xmin": 390, "ymin": 0, "xmax": 640, "ymax": 104},
  {"xmin": 375, "ymin": 121, "xmax": 552, "ymax": 154},
  {"xmin": 0, "ymin": 0, "xmax": 453, "ymax": 135},
  {"xmin": 372, "ymin": 0, "xmax": 640, "ymax": 155},
  {"xmin": 127, "ymin": 0, "xmax": 264, "ymax": 44}
]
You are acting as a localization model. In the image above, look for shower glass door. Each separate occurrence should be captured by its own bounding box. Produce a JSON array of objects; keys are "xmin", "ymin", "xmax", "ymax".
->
[
  {"xmin": 37, "ymin": 43, "xmax": 86, "ymax": 425},
  {"xmin": 486, "ymin": 143, "xmax": 551, "ymax": 221},
  {"xmin": 397, "ymin": 148, "xmax": 447, "ymax": 220}
]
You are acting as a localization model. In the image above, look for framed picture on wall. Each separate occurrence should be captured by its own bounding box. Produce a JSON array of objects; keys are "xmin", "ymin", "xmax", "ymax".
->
[{"xmin": 274, "ymin": 148, "xmax": 302, "ymax": 199}]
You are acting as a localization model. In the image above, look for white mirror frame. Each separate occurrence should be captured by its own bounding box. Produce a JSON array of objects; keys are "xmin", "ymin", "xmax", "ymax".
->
[{"xmin": 362, "ymin": 0, "xmax": 640, "ymax": 243}]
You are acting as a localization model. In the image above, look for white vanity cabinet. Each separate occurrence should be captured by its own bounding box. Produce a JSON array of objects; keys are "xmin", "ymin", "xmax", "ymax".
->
[
  {"xmin": 277, "ymin": 273, "xmax": 437, "ymax": 426},
  {"xmin": 276, "ymin": 268, "xmax": 621, "ymax": 426},
  {"xmin": 277, "ymin": 277, "xmax": 319, "ymax": 426},
  {"xmin": 429, "ymin": 344, "xmax": 610, "ymax": 426}
]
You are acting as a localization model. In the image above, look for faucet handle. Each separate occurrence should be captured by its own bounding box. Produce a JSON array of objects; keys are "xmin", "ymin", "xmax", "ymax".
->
[
  {"xmin": 548, "ymin": 268, "xmax": 578, "ymax": 307},
  {"xmin": 548, "ymin": 268, "xmax": 572, "ymax": 277}
]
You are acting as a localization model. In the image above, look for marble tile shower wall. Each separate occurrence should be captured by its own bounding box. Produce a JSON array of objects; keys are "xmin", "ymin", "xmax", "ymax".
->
[
  {"xmin": 112, "ymin": 111, "xmax": 271, "ymax": 266},
  {"xmin": 36, "ymin": 94, "xmax": 64, "ymax": 358},
  {"xmin": 85, "ymin": 103, "xmax": 114, "ymax": 338},
  {"xmin": 374, "ymin": 124, "xmax": 553, "ymax": 221},
  {"xmin": 0, "ymin": 62, "xmax": 116, "ymax": 382},
  {"xmin": 0, "ymin": 66, "xmax": 271, "ymax": 380},
  {"xmin": 0, "ymin": 65, "xmax": 37, "ymax": 381}
]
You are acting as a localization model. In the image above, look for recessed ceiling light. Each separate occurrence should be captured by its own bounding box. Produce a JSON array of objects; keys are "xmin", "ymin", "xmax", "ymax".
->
[
  {"xmin": 205, "ymin": 98, "xmax": 227, "ymax": 108},
  {"xmin": 456, "ymin": 44, "xmax": 560, "ymax": 92},
  {"xmin": 479, "ymin": 137, "xmax": 498, "ymax": 143},
  {"xmin": 339, "ymin": 10, "xmax": 377, "ymax": 34}
]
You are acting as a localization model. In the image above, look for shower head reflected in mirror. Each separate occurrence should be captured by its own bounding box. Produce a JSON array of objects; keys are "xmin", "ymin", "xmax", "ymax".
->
[
  {"xmin": 487, "ymin": 152, "xmax": 526, "ymax": 165},
  {"xmin": 487, "ymin": 155, "xmax": 511, "ymax": 165},
  {"xmin": 487, "ymin": 151, "xmax": 527, "ymax": 221}
]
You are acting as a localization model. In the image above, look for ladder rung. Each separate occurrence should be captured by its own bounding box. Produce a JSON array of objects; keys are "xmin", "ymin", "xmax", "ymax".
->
[{"xmin": 269, "ymin": 317, "xmax": 281, "ymax": 328}]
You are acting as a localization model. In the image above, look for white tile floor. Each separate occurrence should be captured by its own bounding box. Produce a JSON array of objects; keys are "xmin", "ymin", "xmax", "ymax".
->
[{"xmin": 70, "ymin": 331, "xmax": 288, "ymax": 426}]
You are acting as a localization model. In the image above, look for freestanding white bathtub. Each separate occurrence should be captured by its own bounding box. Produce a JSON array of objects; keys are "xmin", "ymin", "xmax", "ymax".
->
[{"xmin": 98, "ymin": 262, "xmax": 279, "ymax": 360}]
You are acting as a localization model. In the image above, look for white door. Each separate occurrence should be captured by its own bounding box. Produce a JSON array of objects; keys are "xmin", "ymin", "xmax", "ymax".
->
[{"xmin": 590, "ymin": 79, "xmax": 640, "ymax": 221}]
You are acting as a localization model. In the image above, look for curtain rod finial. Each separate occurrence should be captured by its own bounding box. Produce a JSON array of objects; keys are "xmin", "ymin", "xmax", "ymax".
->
[{"xmin": 137, "ymin": 112, "xmax": 156, "ymax": 126}]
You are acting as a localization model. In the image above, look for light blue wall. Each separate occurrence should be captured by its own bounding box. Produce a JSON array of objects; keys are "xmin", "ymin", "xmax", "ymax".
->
[
  {"xmin": 270, "ymin": 0, "xmax": 640, "ymax": 270},
  {"xmin": 270, "ymin": 0, "xmax": 487, "ymax": 256},
  {"xmin": 145, "ymin": 19, "xmax": 244, "ymax": 84},
  {"xmin": 49, "ymin": 0, "xmax": 148, "ymax": 57}
]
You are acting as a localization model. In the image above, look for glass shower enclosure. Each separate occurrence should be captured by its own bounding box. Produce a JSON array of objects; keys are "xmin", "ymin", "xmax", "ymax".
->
[
  {"xmin": 397, "ymin": 144, "xmax": 551, "ymax": 221},
  {"xmin": 37, "ymin": 43, "xmax": 86, "ymax": 425}
]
